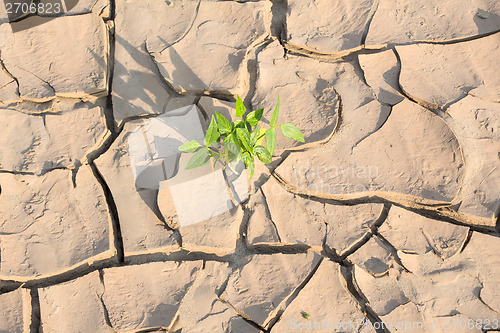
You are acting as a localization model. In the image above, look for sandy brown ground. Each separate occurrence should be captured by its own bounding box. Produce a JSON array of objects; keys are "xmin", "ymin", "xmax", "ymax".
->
[{"xmin": 0, "ymin": 0, "xmax": 499, "ymax": 332}]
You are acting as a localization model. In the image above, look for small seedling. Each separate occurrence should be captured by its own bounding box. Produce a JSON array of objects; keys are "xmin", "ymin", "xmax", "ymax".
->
[
  {"xmin": 178, "ymin": 96, "xmax": 304, "ymax": 178},
  {"xmin": 301, "ymin": 311, "xmax": 310, "ymax": 320}
]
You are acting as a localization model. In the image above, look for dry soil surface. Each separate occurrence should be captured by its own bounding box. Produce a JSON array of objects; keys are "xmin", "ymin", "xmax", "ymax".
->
[{"xmin": 0, "ymin": 0, "xmax": 499, "ymax": 332}]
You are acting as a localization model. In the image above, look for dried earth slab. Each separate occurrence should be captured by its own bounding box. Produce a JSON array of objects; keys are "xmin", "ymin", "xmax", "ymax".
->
[
  {"xmin": 0, "ymin": 289, "xmax": 23, "ymax": 333},
  {"xmin": 39, "ymin": 271, "xmax": 111, "ymax": 333},
  {"xmin": 397, "ymin": 32, "xmax": 500, "ymax": 108},
  {"xmin": 156, "ymin": 127, "xmax": 249, "ymax": 230},
  {"xmin": 94, "ymin": 120, "xmax": 178, "ymax": 253},
  {"xmin": 245, "ymin": 189, "xmax": 280, "ymax": 245},
  {"xmin": 220, "ymin": 252, "xmax": 322, "ymax": 326},
  {"xmin": 379, "ymin": 206, "xmax": 469, "ymax": 259},
  {"xmin": 272, "ymin": 260, "xmax": 375, "ymax": 332},
  {"xmin": 0, "ymin": 166, "xmax": 110, "ymax": 277},
  {"xmin": 448, "ymin": 96, "xmax": 500, "ymax": 219},
  {"xmin": 287, "ymin": 0, "xmax": 376, "ymax": 53},
  {"xmin": 171, "ymin": 207, "xmax": 244, "ymax": 253},
  {"xmin": 358, "ymin": 50, "xmax": 404, "ymax": 106},
  {"xmin": 147, "ymin": 0, "xmax": 270, "ymax": 93},
  {"xmin": 102, "ymin": 261, "xmax": 205, "ymax": 331},
  {"xmin": 354, "ymin": 265, "xmax": 409, "ymax": 317},
  {"xmin": 366, "ymin": 0, "xmax": 500, "ymax": 45},
  {"xmin": 169, "ymin": 262, "xmax": 260, "ymax": 332},
  {"xmin": 0, "ymin": 68, "xmax": 18, "ymax": 104},
  {"xmin": 0, "ymin": 101, "xmax": 107, "ymax": 174},
  {"xmin": 113, "ymin": 0, "xmax": 187, "ymax": 124},
  {"xmin": 65, "ymin": 0, "xmax": 109, "ymax": 16},
  {"xmin": 277, "ymin": 99, "xmax": 463, "ymax": 202},
  {"xmin": 460, "ymin": 232, "xmax": 500, "ymax": 314},
  {"xmin": 398, "ymin": 232, "xmax": 500, "ymax": 315},
  {"xmin": 253, "ymin": 40, "xmax": 388, "ymax": 152},
  {"xmin": 347, "ymin": 236, "xmax": 400, "ymax": 276},
  {"xmin": 378, "ymin": 302, "xmax": 424, "ymax": 333},
  {"xmin": 248, "ymin": 176, "xmax": 384, "ymax": 250},
  {"xmin": 96, "ymin": 108, "xmax": 246, "ymax": 253},
  {"xmin": 252, "ymin": 42, "xmax": 345, "ymax": 151},
  {"xmin": 355, "ymin": 232, "xmax": 500, "ymax": 327},
  {"xmin": 173, "ymin": 299, "xmax": 261, "ymax": 332},
  {"xmin": 354, "ymin": 264, "xmax": 496, "ymax": 331},
  {"xmin": 324, "ymin": 203, "xmax": 385, "ymax": 255},
  {"xmin": 0, "ymin": 14, "xmax": 108, "ymax": 102},
  {"xmin": 158, "ymin": 160, "xmax": 246, "ymax": 252},
  {"xmin": 398, "ymin": 263, "xmax": 500, "ymax": 327},
  {"xmin": 257, "ymin": 177, "xmax": 327, "ymax": 246}
]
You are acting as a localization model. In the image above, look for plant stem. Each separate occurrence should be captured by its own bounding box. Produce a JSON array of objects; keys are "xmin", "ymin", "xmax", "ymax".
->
[{"xmin": 256, "ymin": 125, "xmax": 280, "ymax": 141}]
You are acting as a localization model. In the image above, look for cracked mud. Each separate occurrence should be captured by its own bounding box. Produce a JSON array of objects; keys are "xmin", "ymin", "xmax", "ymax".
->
[{"xmin": 0, "ymin": 0, "xmax": 499, "ymax": 332}]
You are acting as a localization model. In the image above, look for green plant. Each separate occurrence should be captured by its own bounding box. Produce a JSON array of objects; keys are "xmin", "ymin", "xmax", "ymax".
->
[
  {"xmin": 301, "ymin": 311, "xmax": 310, "ymax": 320},
  {"xmin": 178, "ymin": 95, "xmax": 304, "ymax": 178}
]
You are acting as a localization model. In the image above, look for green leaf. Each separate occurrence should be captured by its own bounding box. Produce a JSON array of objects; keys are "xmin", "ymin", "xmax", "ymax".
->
[
  {"xmin": 215, "ymin": 112, "xmax": 232, "ymax": 135},
  {"xmin": 204, "ymin": 116, "xmax": 220, "ymax": 146},
  {"xmin": 250, "ymin": 124, "xmax": 261, "ymax": 144},
  {"xmin": 270, "ymin": 96, "xmax": 280, "ymax": 127},
  {"xmin": 301, "ymin": 311, "xmax": 310, "ymax": 320},
  {"xmin": 254, "ymin": 145, "xmax": 272, "ymax": 164},
  {"xmin": 256, "ymin": 127, "xmax": 266, "ymax": 146},
  {"xmin": 236, "ymin": 127, "xmax": 253, "ymax": 153},
  {"xmin": 224, "ymin": 133, "xmax": 239, "ymax": 148},
  {"xmin": 223, "ymin": 140, "xmax": 241, "ymax": 156},
  {"xmin": 222, "ymin": 135, "xmax": 241, "ymax": 161},
  {"xmin": 235, "ymin": 95, "xmax": 246, "ymax": 118},
  {"xmin": 280, "ymin": 122, "xmax": 304, "ymax": 142},
  {"xmin": 178, "ymin": 140, "xmax": 201, "ymax": 153},
  {"xmin": 265, "ymin": 128, "xmax": 277, "ymax": 155},
  {"xmin": 185, "ymin": 148, "xmax": 210, "ymax": 170},
  {"xmin": 233, "ymin": 119, "xmax": 245, "ymax": 129},
  {"xmin": 245, "ymin": 108, "xmax": 264, "ymax": 127},
  {"xmin": 242, "ymin": 151, "xmax": 255, "ymax": 178}
]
